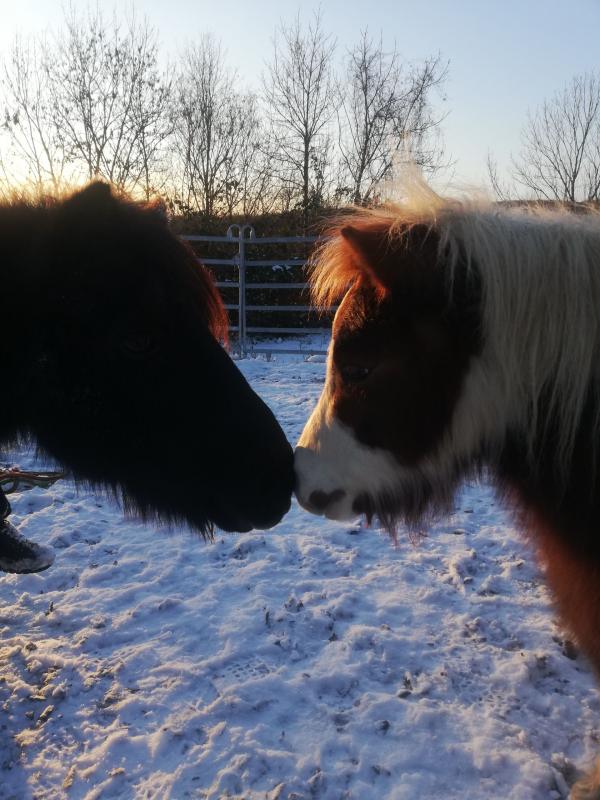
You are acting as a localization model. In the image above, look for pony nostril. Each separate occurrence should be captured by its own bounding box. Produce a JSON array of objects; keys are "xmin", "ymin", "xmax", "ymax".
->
[{"xmin": 308, "ymin": 488, "xmax": 346, "ymax": 512}]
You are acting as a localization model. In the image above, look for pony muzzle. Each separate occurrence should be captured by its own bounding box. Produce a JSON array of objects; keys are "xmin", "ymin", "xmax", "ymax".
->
[{"xmin": 294, "ymin": 446, "xmax": 355, "ymax": 520}]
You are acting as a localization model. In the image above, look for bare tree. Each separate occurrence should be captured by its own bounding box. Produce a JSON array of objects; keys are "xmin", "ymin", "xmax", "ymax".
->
[
  {"xmin": 220, "ymin": 94, "xmax": 280, "ymax": 216},
  {"xmin": 263, "ymin": 11, "xmax": 336, "ymax": 219},
  {"xmin": 48, "ymin": 8, "xmax": 172, "ymax": 196},
  {"xmin": 392, "ymin": 55, "xmax": 448, "ymax": 173},
  {"xmin": 512, "ymin": 72, "xmax": 600, "ymax": 202},
  {"xmin": 2, "ymin": 36, "xmax": 70, "ymax": 191},
  {"xmin": 1, "ymin": 7, "xmax": 452, "ymax": 215},
  {"xmin": 171, "ymin": 36, "xmax": 265, "ymax": 217},
  {"xmin": 336, "ymin": 32, "xmax": 397, "ymax": 204},
  {"xmin": 336, "ymin": 32, "xmax": 447, "ymax": 204},
  {"xmin": 486, "ymin": 152, "xmax": 515, "ymax": 201}
]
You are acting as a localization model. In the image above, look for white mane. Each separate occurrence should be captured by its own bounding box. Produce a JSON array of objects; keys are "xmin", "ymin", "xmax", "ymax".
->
[{"xmin": 437, "ymin": 198, "xmax": 600, "ymax": 474}]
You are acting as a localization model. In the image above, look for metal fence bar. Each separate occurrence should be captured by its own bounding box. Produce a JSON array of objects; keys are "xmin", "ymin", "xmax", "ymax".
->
[
  {"xmin": 202, "ymin": 258, "xmax": 308, "ymax": 268},
  {"xmin": 244, "ymin": 259, "xmax": 307, "ymax": 267},
  {"xmin": 216, "ymin": 282, "xmax": 311, "ymax": 290},
  {"xmin": 199, "ymin": 257, "xmax": 238, "ymax": 266},
  {"xmin": 183, "ymin": 229, "xmax": 329, "ymax": 356},
  {"xmin": 248, "ymin": 348, "xmax": 327, "ymax": 360},
  {"xmin": 246, "ymin": 326, "xmax": 329, "ymax": 335},
  {"xmin": 184, "ymin": 234, "xmax": 239, "ymax": 243},
  {"xmin": 247, "ymin": 282, "xmax": 309, "ymax": 289},
  {"xmin": 233, "ymin": 235, "xmax": 319, "ymax": 244},
  {"xmin": 245, "ymin": 304, "xmax": 326, "ymax": 312},
  {"xmin": 185, "ymin": 234, "xmax": 319, "ymax": 244}
]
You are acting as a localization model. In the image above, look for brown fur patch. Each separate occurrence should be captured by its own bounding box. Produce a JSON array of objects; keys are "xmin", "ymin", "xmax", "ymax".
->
[
  {"xmin": 330, "ymin": 286, "xmax": 478, "ymax": 465},
  {"xmin": 324, "ymin": 220, "xmax": 481, "ymax": 468},
  {"xmin": 530, "ymin": 513, "xmax": 600, "ymax": 674}
]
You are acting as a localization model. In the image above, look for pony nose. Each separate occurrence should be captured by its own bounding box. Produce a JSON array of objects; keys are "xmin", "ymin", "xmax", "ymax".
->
[{"xmin": 308, "ymin": 488, "xmax": 346, "ymax": 513}]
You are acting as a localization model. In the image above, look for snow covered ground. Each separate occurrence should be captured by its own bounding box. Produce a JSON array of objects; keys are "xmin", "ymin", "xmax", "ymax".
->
[{"xmin": 1, "ymin": 354, "xmax": 600, "ymax": 800}]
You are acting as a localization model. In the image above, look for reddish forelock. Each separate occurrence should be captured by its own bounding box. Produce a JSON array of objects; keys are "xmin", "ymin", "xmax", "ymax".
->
[
  {"xmin": 137, "ymin": 198, "xmax": 229, "ymax": 346},
  {"xmin": 184, "ymin": 244, "xmax": 229, "ymax": 346}
]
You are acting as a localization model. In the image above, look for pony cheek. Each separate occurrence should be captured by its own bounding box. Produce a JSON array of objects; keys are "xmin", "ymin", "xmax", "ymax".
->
[
  {"xmin": 334, "ymin": 394, "xmax": 377, "ymax": 449},
  {"xmin": 332, "ymin": 367, "xmax": 410, "ymax": 455},
  {"xmin": 332, "ymin": 364, "xmax": 451, "ymax": 468}
]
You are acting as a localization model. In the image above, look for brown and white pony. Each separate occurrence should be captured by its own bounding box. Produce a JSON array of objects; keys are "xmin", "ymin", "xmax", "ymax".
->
[{"xmin": 295, "ymin": 186, "xmax": 600, "ymax": 798}]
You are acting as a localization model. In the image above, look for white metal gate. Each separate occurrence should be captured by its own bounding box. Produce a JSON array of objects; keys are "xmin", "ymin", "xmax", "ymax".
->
[{"xmin": 183, "ymin": 227, "xmax": 331, "ymax": 356}]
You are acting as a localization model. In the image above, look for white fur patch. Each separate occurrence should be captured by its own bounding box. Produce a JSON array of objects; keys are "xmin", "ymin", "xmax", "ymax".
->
[{"xmin": 295, "ymin": 416, "xmax": 400, "ymax": 521}]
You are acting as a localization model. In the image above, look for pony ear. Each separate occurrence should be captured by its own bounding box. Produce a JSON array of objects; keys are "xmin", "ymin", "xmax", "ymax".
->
[
  {"xmin": 340, "ymin": 222, "xmax": 438, "ymax": 291},
  {"xmin": 69, "ymin": 181, "xmax": 114, "ymax": 204},
  {"xmin": 146, "ymin": 198, "xmax": 168, "ymax": 225},
  {"xmin": 62, "ymin": 181, "xmax": 117, "ymax": 221},
  {"xmin": 340, "ymin": 225, "xmax": 388, "ymax": 265}
]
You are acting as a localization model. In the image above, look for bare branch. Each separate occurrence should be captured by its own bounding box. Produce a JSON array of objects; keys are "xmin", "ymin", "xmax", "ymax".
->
[
  {"xmin": 262, "ymin": 10, "xmax": 336, "ymax": 220},
  {"xmin": 44, "ymin": 7, "xmax": 172, "ymax": 195},
  {"xmin": 512, "ymin": 72, "xmax": 600, "ymax": 202},
  {"xmin": 486, "ymin": 152, "xmax": 517, "ymax": 201},
  {"xmin": 2, "ymin": 35, "xmax": 70, "ymax": 191},
  {"xmin": 169, "ymin": 35, "xmax": 269, "ymax": 217},
  {"xmin": 335, "ymin": 34, "xmax": 448, "ymax": 204}
]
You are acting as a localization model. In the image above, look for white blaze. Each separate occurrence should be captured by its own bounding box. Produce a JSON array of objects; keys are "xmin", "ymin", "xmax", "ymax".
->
[{"xmin": 295, "ymin": 360, "xmax": 401, "ymax": 521}]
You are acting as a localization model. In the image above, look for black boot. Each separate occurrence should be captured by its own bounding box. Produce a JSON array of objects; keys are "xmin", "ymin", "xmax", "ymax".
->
[{"xmin": 0, "ymin": 488, "xmax": 55, "ymax": 574}]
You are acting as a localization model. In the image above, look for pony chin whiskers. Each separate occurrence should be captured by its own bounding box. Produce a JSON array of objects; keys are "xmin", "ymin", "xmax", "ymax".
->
[
  {"xmin": 355, "ymin": 478, "xmax": 462, "ymax": 546},
  {"xmin": 118, "ymin": 489, "xmax": 216, "ymax": 541}
]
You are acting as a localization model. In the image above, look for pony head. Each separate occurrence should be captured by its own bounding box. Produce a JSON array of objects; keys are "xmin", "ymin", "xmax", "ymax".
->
[
  {"xmin": 7, "ymin": 182, "xmax": 293, "ymax": 535},
  {"xmin": 295, "ymin": 191, "xmax": 600, "ymax": 529}
]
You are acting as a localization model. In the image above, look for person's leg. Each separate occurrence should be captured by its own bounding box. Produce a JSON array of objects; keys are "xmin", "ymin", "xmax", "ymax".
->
[
  {"xmin": 0, "ymin": 487, "xmax": 55, "ymax": 574},
  {"xmin": 0, "ymin": 487, "xmax": 11, "ymax": 519}
]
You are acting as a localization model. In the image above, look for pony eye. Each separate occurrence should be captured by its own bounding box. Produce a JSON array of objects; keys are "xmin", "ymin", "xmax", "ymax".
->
[
  {"xmin": 122, "ymin": 334, "xmax": 155, "ymax": 355},
  {"xmin": 339, "ymin": 364, "xmax": 372, "ymax": 384}
]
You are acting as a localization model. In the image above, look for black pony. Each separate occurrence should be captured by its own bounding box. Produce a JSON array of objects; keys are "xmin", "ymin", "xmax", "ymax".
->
[{"xmin": 0, "ymin": 182, "xmax": 293, "ymax": 544}]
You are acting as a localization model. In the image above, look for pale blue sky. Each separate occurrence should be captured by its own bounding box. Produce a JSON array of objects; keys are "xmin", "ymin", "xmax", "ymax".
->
[{"xmin": 1, "ymin": 0, "xmax": 599, "ymax": 187}]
